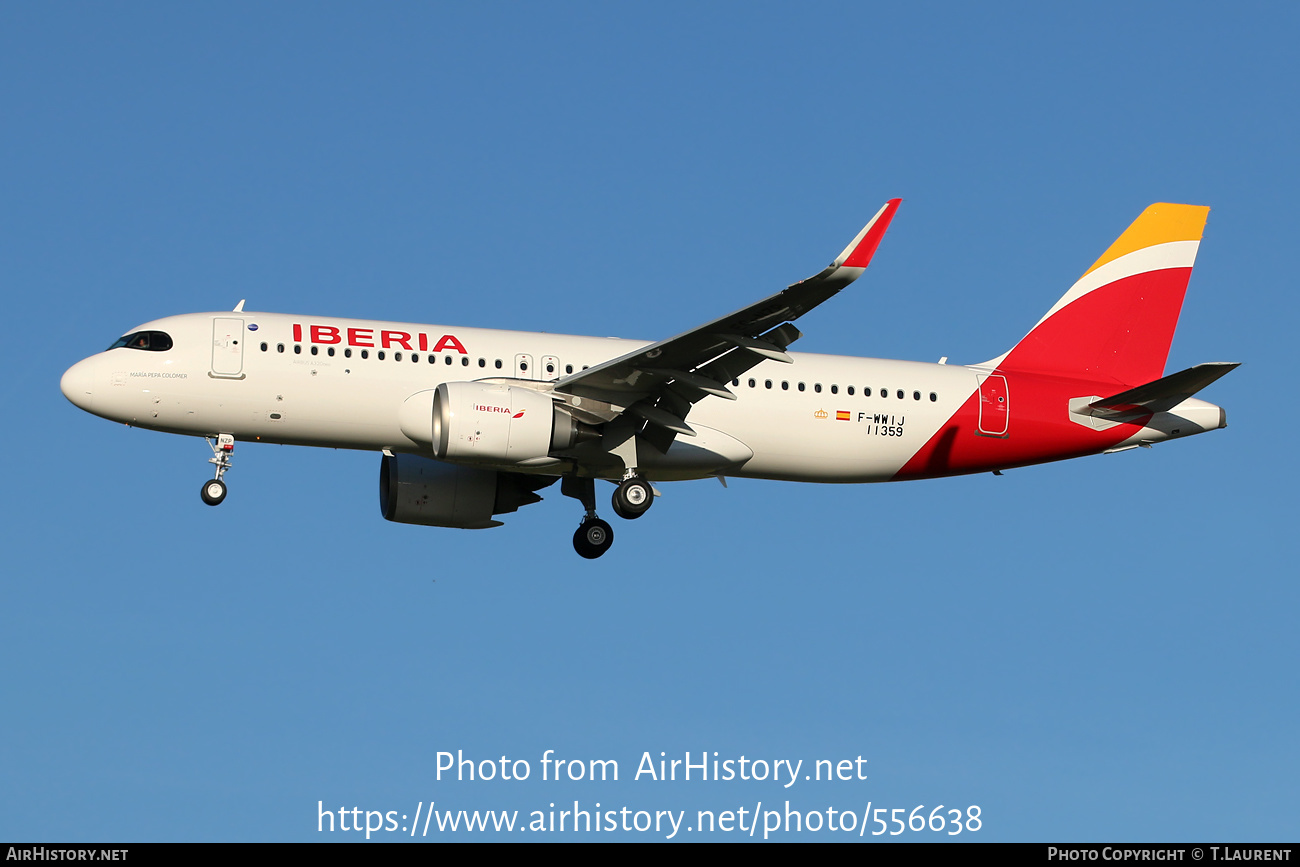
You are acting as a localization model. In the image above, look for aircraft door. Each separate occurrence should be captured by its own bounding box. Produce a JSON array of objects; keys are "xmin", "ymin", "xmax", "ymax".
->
[
  {"xmin": 541, "ymin": 355, "xmax": 560, "ymax": 381},
  {"xmin": 211, "ymin": 318, "xmax": 245, "ymax": 377},
  {"xmin": 976, "ymin": 374, "xmax": 1009, "ymax": 437},
  {"xmin": 515, "ymin": 353, "xmax": 536, "ymax": 380}
]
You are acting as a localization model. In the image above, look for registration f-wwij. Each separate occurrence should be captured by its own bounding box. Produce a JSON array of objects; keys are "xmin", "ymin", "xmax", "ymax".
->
[{"xmin": 61, "ymin": 200, "xmax": 1235, "ymax": 557}]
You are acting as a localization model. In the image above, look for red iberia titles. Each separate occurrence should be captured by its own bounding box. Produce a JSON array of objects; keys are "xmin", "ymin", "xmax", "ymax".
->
[{"xmin": 291, "ymin": 323, "xmax": 467, "ymax": 354}]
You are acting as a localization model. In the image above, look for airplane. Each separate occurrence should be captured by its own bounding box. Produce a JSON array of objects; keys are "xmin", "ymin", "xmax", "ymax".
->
[{"xmin": 60, "ymin": 199, "xmax": 1236, "ymax": 558}]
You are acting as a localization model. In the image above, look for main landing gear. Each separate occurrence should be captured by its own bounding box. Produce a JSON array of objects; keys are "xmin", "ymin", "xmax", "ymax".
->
[
  {"xmin": 611, "ymin": 474, "xmax": 653, "ymax": 520},
  {"xmin": 201, "ymin": 434, "xmax": 235, "ymax": 506},
  {"xmin": 562, "ymin": 476, "xmax": 613, "ymax": 559},
  {"xmin": 573, "ymin": 518, "xmax": 614, "ymax": 560},
  {"xmin": 561, "ymin": 472, "xmax": 656, "ymax": 558}
]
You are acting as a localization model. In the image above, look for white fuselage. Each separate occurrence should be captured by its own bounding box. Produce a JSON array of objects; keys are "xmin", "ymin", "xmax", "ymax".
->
[{"xmin": 61, "ymin": 311, "xmax": 985, "ymax": 483}]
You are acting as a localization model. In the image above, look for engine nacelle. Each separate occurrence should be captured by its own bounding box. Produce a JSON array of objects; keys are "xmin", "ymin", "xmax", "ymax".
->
[
  {"xmin": 379, "ymin": 453, "xmax": 552, "ymax": 529},
  {"xmin": 399, "ymin": 382, "xmax": 589, "ymax": 465}
]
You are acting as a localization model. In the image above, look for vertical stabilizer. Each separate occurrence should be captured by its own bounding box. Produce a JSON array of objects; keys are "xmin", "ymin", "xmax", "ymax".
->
[{"xmin": 988, "ymin": 203, "xmax": 1210, "ymax": 387}]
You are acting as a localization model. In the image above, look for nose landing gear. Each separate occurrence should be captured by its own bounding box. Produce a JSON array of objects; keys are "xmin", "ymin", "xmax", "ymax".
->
[{"xmin": 201, "ymin": 434, "xmax": 235, "ymax": 506}]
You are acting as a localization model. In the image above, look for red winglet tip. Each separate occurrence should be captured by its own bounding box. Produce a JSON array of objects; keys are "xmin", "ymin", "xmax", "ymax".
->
[{"xmin": 840, "ymin": 198, "xmax": 902, "ymax": 269}]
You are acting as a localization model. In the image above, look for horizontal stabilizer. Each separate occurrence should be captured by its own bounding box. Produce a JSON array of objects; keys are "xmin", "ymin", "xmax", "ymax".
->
[{"xmin": 1088, "ymin": 362, "xmax": 1239, "ymax": 419}]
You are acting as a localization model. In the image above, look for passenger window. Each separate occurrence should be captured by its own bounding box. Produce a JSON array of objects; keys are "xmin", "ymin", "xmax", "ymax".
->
[
  {"xmin": 361, "ymin": 350, "xmax": 369, "ymax": 359},
  {"xmin": 765, "ymin": 380, "xmax": 772, "ymax": 389},
  {"xmin": 480, "ymin": 358, "xmax": 487, "ymax": 368},
  {"xmin": 277, "ymin": 343, "xmax": 285, "ymax": 353},
  {"xmin": 798, "ymin": 382, "xmax": 805, "ymax": 391},
  {"xmin": 260, "ymin": 342, "xmax": 267, "ymax": 352},
  {"xmin": 930, "ymin": 392, "xmax": 937, "ymax": 402},
  {"xmin": 379, "ymin": 351, "xmax": 387, "ymax": 360},
  {"xmin": 444, "ymin": 355, "xmax": 452, "ymax": 365},
  {"xmin": 781, "ymin": 381, "xmax": 789, "ymax": 390},
  {"xmin": 311, "ymin": 346, "xmax": 318, "ymax": 355},
  {"xmin": 830, "ymin": 385, "xmax": 838, "ymax": 394},
  {"xmin": 863, "ymin": 387, "xmax": 871, "ymax": 397},
  {"xmin": 748, "ymin": 378, "xmax": 756, "ymax": 388},
  {"xmin": 328, "ymin": 347, "xmax": 335, "ymax": 357},
  {"xmin": 847, "ymin": 386, "xmax": 854, "ymax": 395},
  {"xmin": 896, "ymin": 389, "xmax": 904, "ymax": 399},
  {"xmin": 345, "ymin": 349, "xmax": 352, "ymax": 358},
  {"xmin": 294, "ymin": 345, "xmax": 301, "ymax": 354},
  {"xmin": 913, "ymin": 391, "xmax": 921, "ymax": 400},
  {"xmin": 814, "ymin": 383, "xmax": 822, "ymax": 393},
  {"xmin": 462, "ymin": 357, "xmax": 470, "ymax": 367}
]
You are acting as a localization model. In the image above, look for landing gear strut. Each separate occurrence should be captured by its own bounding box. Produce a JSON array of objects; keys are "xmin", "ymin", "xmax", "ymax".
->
[
  {"xmin": 201, "ymin": 434, "xmax": 235, "ymax": 506},
  {"xmin": 562, "ymin": 476, "xmax": 614, "ymax": 559}
]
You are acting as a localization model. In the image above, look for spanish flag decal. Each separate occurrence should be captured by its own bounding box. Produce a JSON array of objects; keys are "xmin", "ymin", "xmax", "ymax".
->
[{"xmin": 836, "ymin": 410, "xmax": 851, "ymax": 421}]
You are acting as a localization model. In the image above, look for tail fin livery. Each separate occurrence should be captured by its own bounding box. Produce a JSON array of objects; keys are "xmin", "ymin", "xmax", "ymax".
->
[{"xmin": 991, "ymin": 203, "xmax": 1210, "ymax": 387}]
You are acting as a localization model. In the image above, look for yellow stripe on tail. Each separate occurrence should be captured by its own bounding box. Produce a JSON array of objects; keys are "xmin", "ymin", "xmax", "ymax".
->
[{"xmin": 1081, "ymin": 203, "xmax": 1210, "ymax": 278}]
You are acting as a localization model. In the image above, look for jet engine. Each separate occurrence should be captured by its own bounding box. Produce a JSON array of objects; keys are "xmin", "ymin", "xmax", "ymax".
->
[
  {"xmin": 398, "ymin": 382, "xmax": 595, "ymax": 465},
  {"xmin": 379, "ymin": 453, "xmax": 555, "ymax": 529}
]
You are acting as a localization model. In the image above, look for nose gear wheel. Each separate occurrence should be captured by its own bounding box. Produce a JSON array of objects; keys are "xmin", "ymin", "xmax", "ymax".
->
[{"xmin": 201, "ymin": 478, "xmax": 227, "ymax": 506}]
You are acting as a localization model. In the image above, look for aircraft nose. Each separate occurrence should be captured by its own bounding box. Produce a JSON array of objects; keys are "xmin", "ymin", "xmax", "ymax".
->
[{"xmin": 60, "ymin": 359, "xmax": 96, "ymax": 409}]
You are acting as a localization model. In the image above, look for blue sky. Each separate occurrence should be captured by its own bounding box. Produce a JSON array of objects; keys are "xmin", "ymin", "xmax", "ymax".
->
[{"xmin": 2, "ymin": 3, "xmax": 1295, "ymax": 842}]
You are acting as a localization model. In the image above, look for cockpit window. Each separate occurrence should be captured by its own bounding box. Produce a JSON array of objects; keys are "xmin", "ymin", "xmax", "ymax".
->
[{"xmin": 108, "ymin": 331, "xmax": 173, "ymax": 352}]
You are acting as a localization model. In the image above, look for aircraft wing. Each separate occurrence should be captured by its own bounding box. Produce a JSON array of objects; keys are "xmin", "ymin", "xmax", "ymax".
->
[{"xmin": 552, "ymin": 199, "xmax": 901, "ymax": 450}]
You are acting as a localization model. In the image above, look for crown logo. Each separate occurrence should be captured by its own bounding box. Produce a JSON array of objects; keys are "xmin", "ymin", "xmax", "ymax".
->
[{"xmin": 814, "ymin": 408, "xmax": 828, "ymax": 419}]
